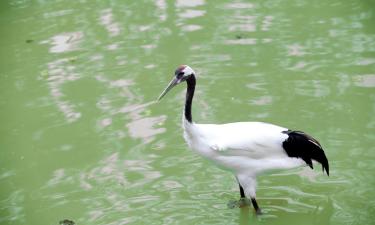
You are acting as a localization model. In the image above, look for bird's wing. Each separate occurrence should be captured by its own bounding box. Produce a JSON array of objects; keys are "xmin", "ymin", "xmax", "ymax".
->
[
  {"xmin": 194, "ymin": 122, "xmax": 329, "ymax": 175},
  {"xmin": 199, "ymin": 122, "xmax": 289, "ymax": 159}
]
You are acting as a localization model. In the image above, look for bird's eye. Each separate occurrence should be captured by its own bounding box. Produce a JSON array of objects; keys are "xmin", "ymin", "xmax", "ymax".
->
[{"xmin": 177, "ymin": 72, "xmax": 184, "ymax": 78}]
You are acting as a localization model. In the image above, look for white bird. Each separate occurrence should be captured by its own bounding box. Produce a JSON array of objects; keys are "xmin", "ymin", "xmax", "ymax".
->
[{"xmin": 157, "ymin": 65, "xmax": 329, "ymax": 214}]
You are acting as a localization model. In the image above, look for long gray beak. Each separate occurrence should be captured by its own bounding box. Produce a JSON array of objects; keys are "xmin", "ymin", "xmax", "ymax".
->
[{"xmin": 157, "ymin": 77, "xmax": 179, "ymax": 101}]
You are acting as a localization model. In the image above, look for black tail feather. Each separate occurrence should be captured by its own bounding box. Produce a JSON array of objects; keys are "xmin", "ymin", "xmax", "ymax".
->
[{"xmin": 282, "ymin": 130, "xmax": 329, "ymax": 176}]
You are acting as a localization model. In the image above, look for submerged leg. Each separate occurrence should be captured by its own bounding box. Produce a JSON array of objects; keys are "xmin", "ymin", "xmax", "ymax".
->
[
  {"xmin": 237, "ymin": 174, "xmax": 262, "ymax": 215},
  {"xmin": 228, "ymin": 184, "xmax": 250, "ymax": 208},
  {"xmin": 251, "ymin": 198, "xmax": 262, "ymax": 215},
  {"xmin": 236, "ymin": 184, "xmax": 250, "ymax": 207}
]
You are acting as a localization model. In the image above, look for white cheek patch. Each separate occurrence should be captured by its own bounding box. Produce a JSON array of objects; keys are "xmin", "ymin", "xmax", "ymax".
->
[{"xmin": 182, "ymin": 66, "xmax": 195, "ymax": 76}]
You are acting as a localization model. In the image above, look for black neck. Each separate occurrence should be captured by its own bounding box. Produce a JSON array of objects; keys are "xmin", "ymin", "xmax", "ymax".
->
[{"xmin": 185, "ymin": 75, "xmax": 196, "ymax": 123}]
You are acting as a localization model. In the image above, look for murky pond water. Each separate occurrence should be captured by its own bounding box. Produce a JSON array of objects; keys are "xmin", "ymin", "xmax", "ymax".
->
[{"xmin": 1, "ymin": 0, "xmax": 375, "ymax": 224}]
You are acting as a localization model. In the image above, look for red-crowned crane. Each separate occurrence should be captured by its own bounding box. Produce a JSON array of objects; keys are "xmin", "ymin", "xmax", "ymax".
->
[{"xmin": 157, "ymin": 65, "xmax": 329, "ymax": 214}]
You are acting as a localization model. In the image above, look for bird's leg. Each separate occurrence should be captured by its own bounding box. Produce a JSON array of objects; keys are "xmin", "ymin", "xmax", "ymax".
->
[
  {"xmin": 240, "ymin": 185, "xmax": 262, "ymax": 214},
  {"xmin": 250, "ymin": 197, "xmax": 262, "ymax": 215},
  {"xmin": 227, "ymin": 184, "xmax": 251, "ymax": 209},
  {"xmin": 239, "ymin": 185, "xmax": 245, "ymax": 198},
  {"xmin": 237, "ymin": 185, "xmax": 250, "ymax": 207},
  {"xmin": 236, "ymin": 175, "xmax": 262, "ymax": 215}
]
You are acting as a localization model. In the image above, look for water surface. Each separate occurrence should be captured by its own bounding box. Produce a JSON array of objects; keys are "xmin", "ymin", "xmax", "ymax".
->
[{"xmin": 1, "ymin": 0, "xmax": 375, "ymax": 224}]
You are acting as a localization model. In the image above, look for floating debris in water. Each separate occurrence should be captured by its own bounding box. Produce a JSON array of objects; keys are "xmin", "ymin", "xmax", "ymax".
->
[
  {"xmin": 68, "ymin": 57, "xmax": 77, "ymax": 63},
  {"xmin": 227, "ymin": 198, "xmax": 251, "ymax": 209},
  {"xmin": 59, "ymin": 219, "xmax": 75, "ymax": 225},
  {"xmin": 235, "ymin": 34, "xmax": 245, "ymax": 39}
]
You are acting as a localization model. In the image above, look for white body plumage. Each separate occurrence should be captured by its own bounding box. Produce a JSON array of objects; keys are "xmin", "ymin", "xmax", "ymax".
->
[{"xmin": 182, "ymin": 118, "xmax": 305, "ymax": 197}]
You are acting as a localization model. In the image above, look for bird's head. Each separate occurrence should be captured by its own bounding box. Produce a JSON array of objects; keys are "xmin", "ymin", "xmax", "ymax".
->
[{"xmin": 157, "ymin": 65, "xmax": 195, "ymax": 101}]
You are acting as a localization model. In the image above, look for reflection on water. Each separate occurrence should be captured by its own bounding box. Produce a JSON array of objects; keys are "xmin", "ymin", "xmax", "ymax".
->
[
  {"xmin": 154, "ymin": 0, "xmax": 167, "ymax": 21},
  {"xmin": 287, "ymin": 44, "xmax": 305, "ymax": 56},
  {"xmin": 43, "ymin": 58, "xmax": 82, "ymax": 123},
  {"xmin": 44, "ymin": 152, "xmax": 164, "ymax": 223},
  {"xmin": 176, "ymin": 0, "xmax": 205, "ymax": 8},
  {"xmin": 179, "ymin": 9, "xmax": 205, "ymax": 19},
  {"xmin": 1, "ymin": 0, "xmax": 375, "ymax": 224},
  {"xmin": 225, "ymin": 38, "xmax": 257, "ymax": 45},
  {"xmin": 0, "ymin": 190, "xmax": 25, "ymax": 223},
  {"xmin": 41, "ymin": 32, "xmax": 84, "ymax": 53},
  {"xmin": 354, "ymin": 74, "xmax": 375, "ymax": 87},
  {"xmin": 99, "ymin": 9, "xmax": 121, "ymax": 37},
  {"xmin": 126, "ymin": 115, "xmax": 166, "ymax": 143}
]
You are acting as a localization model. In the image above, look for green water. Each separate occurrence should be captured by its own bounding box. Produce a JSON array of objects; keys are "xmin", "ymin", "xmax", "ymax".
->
[{"xmin": 1, "ymin": 0, "xmax": 375, "ymax": 224}]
